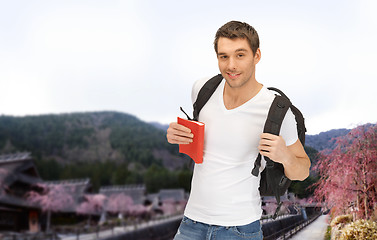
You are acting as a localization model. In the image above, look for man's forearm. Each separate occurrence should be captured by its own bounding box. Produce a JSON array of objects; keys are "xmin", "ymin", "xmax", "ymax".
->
[{"xmin": 283, "ymin": 154, "xmax": 310, "ymax": 181}]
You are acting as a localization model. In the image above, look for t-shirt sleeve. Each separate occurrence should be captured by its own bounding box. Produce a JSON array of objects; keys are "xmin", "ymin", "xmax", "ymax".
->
[{"xmin": 280, "ymin": 108, "xmax": 299, "ymax": 146}]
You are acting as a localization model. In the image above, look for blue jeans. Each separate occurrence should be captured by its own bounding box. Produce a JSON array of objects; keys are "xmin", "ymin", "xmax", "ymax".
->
[{"xmin": 173, "ymin": 216, "xmax": 263, "ymax": 240}]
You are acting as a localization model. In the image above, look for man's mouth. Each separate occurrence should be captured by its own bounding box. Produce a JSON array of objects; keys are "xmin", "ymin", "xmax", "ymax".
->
[{"xmin": 227, "ymin": 72, "xmax": 240, "ymax": 79}]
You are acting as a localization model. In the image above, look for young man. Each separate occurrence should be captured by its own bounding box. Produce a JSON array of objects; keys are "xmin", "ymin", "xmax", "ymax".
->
[{"xmin": 166, "ymin": 21, "xmax": 310, "ymax": 240}]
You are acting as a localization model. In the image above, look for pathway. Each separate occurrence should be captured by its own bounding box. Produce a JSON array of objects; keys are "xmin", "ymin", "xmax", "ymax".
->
[{"xmin": 290, "ymin": 214, "xmax": 329, "ymax": 240}]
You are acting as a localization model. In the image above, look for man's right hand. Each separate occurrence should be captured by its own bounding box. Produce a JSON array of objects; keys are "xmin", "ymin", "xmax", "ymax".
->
[{"xmin": 166, "ymin": 122, "xmax": 194, "ymax": 144}]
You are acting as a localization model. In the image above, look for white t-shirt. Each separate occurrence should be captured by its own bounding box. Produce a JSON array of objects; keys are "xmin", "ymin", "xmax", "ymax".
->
[{"xmin": 184, "ymin": 77, "xmax": 298, "ymax": 226}]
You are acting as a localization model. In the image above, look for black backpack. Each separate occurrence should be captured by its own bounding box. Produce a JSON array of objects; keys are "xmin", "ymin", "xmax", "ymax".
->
[{"xmin": 186, "ymin": 74, "xmax": 306, "ymax": 219}]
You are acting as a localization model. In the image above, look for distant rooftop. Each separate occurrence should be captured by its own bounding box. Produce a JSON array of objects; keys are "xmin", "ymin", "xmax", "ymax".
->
[
  {"xmin": 100, "ymin": 184, "xmax": 145, "ymax": 192},
  {"xmin": 0, "ymin": 152, "xmax": 32, "ymax": 164},
  {"xmin": 44, "ymin": 178, "xmax": 91, "ymax": 186}
]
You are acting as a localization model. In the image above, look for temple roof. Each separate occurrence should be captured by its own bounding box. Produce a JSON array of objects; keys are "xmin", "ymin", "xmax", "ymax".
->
[
  {"xmin": 100, "ymin": 184, "xmax": 145, "ymax": 204},
  {"xmin": 0, "ymin": 152, "xmax": 32, "ymax": 164}
]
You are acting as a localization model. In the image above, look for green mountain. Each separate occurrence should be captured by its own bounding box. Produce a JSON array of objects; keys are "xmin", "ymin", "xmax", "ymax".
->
[
  {"xmin": 0, "ymin": 112, "xmax": 191, "ymax": 191},
  {"xmin": 2, "ymin": 111, "xmax": 368, "ymax": 195},
  {"xmin": 305, "ymin": 128, "xmax": 351, "ymax": 151}
]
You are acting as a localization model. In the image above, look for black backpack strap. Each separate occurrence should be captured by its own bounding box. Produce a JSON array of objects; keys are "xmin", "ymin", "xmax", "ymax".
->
[
  {"xmin": 251, "ymin": 88, "xmax": 294, "ymax": 219},
  {"xmin": 267, "ymin": 87, "xmax": 290, "ymax": 100},
  {"xmin": 290, "ymin": 104, "xmax": 306, "ymax": 145},
  {"xmin": 251, "ymin": 94, "xmax": 292, "ymax": 177},
  {"xmin": 268, "ymin": 87, "xmax": 306, "ymax": 145},
  {"xmin": 193, "ymin": 74, "xmax": 223, "ymax": 121}
]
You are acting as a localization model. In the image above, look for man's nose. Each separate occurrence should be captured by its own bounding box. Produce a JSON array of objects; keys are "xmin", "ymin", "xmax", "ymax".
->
[{"xmin": 228, "ymin": 57, "xmax": 236, "ymax": 70}]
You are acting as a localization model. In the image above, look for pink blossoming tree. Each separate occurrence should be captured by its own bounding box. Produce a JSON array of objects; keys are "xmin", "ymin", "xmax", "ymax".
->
[
  {"xmin": 312, "ymin": 124, "xmax": 377, "ymax": 219},
  {"xmin": 76, "ymin": 194, "xmax": 107, "ymax": 225},
  {"xmin": 105, "ymin": 193, "xmax": 133, "ymax": 216},
  {"xmin": 160, "ymin": 198, "xmax": 176, "ymax": 216},
  {"xmin": 26, "ymin": 183, "xmax": 74, "ymax": 232},
  {"xmin": 128, "ymin": 203, "xmax": 148, "ymax": 217}
]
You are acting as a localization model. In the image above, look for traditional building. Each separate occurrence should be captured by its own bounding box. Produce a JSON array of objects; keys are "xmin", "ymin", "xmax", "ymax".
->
[
  {"xmin": 0, "ymin": 153, "xmax": 93, "ymax": 232},
  {"xmin": 42, "ymin": 178, "xmax": 92, "ymax": 213},
  {"xmin": 99, "ymin": 184, "xmax": 146, "ymax": 205},
  {"xmin": 0, "ymin": 152, "xmax": 41, "ymax": 232}
]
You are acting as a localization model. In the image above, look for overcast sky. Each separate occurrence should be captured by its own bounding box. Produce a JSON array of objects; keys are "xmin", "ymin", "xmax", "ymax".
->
[{"xmin": 1, "ymin": 0, "xmax": 376, "ymax": 134}]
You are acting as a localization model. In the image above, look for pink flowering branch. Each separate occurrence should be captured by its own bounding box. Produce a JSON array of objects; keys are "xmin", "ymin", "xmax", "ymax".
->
[
  {"xmin": 25, "ymin": 183, "xmax": 74, "ymax": 231},
  {"xmin": 105, "ymin": 193, "xmax": 133, "ymax": 215},
  {"xmin": 312, "ymin": 124, "xmax": 377, "ymax": 219},
  {"xmin": 76, "ymin": 194, "xmax": 107, "ymax": 216}
]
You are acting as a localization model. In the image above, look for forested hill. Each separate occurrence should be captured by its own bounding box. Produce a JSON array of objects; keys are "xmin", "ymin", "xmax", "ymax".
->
[
  {"xmin": 0, "ymin": 111, "xmax": 187, "ymax": 171},
  {"xmin": 0, "ymin": 111, "xmax": 372, "ymax": 192},
  {"xmin": 1, "ymin": 111, "xmax": 370, "ymax": 161},
  {"xmin": 151, "ymin": 122, "xmax": 356, "ymax": 152},
  {"xmin": 306, "ymin": 128, "xmax": 351, "ymax": 151}
]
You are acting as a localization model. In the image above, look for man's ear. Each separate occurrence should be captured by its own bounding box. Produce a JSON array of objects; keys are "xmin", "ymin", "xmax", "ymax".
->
[{"xmin": 254, "ymin": 48, "xmax": 261, "ymax": 64}]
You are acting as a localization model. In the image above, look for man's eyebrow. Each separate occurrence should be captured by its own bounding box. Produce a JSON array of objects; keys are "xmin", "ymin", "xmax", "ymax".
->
[
  {"xmin": 235, "ymin": 48, "xmax": 248, "ymax": 52},
  {"xmin": 218, "ymin": 48, "xmax": 248, "ymax": 55}
]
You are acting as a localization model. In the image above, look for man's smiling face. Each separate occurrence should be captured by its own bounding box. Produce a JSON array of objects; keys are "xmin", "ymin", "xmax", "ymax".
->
[{"xmin": 217, "ymin": 37, "xmax": 260, "ymax": 89}]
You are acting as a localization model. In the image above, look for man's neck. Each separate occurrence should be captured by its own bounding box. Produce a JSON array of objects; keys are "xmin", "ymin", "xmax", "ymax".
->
[{"xmin": 223, "ymin": 80, "xmax": 263, "ymax": 110}]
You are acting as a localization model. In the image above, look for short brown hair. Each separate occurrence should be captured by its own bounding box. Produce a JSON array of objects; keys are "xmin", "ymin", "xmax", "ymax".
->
[{"xmin": 214, "ymin": 21, "xmax": 259, "ymax": 55}]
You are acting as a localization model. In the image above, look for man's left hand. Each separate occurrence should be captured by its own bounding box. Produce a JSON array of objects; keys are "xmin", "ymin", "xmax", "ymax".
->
[{"xmin": 258, "ymin": 133, "xmax": 293, "ymax": 164}]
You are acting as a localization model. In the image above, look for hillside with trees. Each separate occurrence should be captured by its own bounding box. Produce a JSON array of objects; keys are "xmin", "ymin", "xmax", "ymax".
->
[
  {"xmin": 0, "ymin": 112, "xmax": 191, "ymax": 191},
  {"xmin": 1, "ymin": 111, "xmax": 370, "ymax": 195},
  {"xmin": 305, "ymin": 128, "xmax": 351, "ymax": 151}
]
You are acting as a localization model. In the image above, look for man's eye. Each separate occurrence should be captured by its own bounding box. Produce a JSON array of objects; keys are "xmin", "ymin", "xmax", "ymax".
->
[
  {"xmin": 238, "ymin": 54, "xmax": 244, "ymax": 57},
  {"xmin": 220, "ymin": 56, "xmax": 228, "ymax": 59}
]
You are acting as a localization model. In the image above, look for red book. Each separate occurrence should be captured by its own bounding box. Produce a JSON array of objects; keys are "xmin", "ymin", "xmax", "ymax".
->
[{"xmin": 177, "ymin": 117, "xmax": 205, "ymax": 164}]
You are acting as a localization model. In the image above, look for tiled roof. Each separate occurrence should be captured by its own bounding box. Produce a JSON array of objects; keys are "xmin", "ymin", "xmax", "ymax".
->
[
  {"xmin": 0, "ymin": 152, "xmax": 32, "ymax": 164},
  {"xmin": 43, "ymin": 178, "xmax": 92, "ymax": 200},
  {"xmin": 39, "ymin": 178, "xmax": 92, "ymax": 213},
  {"xmin": 100, "ymin": 184, "xmax": 145, "ymax": 192},
  {"xmin": 0, "ymin": 153, "xmax": 41, "ymax": 187},
  {"xmin": 43, "ymin": 178, "xmax": 90, "ymax": 186}
]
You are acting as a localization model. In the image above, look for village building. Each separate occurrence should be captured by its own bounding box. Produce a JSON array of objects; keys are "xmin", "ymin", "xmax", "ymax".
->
[
  {"xmin": 0, "ymin": 152, "xmax": 189, "ymax": 235},
  {"xmin": 42, "ymin": 178, "xmax": 92, "ymax": 213},
  {"xmin": 0, "ymin": 152, "xmax": 41, "ymax": 232},
  {"xmin": 0, "ymin": 153, "xmax": 93, "ymax": 232},
  {"xmin": 99, "ymin": 184, "xmax": 146, "ymax": 205}
]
